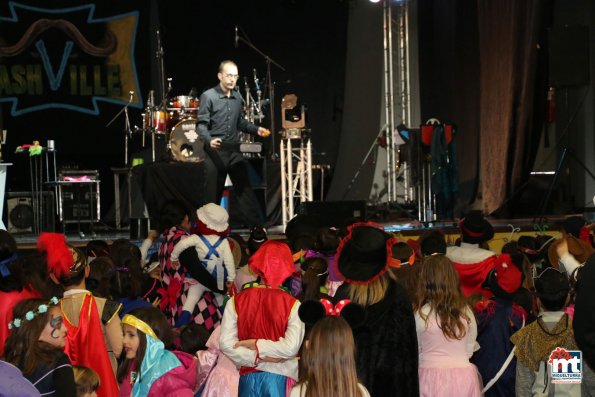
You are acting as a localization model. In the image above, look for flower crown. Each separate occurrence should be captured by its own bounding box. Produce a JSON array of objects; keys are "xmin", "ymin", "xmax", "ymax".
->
[{"xmin": 8, "ymin": 297, "xmax": 59, "ymax": 330}]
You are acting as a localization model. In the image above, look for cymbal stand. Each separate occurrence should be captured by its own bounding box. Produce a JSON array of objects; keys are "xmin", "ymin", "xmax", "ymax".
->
[
  {"xmin": 236, "ymin": 27, "xmax": 286, "ymax": 160},
  {"xmin": 106, "ymin": 91, "xmax": 134, "ymax": 166}
]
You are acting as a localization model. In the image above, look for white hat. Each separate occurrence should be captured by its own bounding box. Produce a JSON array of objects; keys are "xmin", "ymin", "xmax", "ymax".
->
[
  {"xmin": 143, "ymin": 260, "xmax": 160, "ymax": 274},
  {"xmin": 196, "ymin": 203, "xmax": 229, "ymax": 232}
]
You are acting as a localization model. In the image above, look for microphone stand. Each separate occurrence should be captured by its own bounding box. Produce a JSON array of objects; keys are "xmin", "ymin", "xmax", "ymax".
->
[
  {"xmin": 106, "ymin": 91, "xmax": 134, "ymax": 166},
  {"xmin": 236, "ymin": 28, "xmax": 286, "ymax": 160},
  {"xmin": 156, "ymin": 30, "xmax": 167, "ymax": 106}
]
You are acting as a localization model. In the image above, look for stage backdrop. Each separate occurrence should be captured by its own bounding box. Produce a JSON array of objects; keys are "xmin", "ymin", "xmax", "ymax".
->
[{"xmin": 0, "ymin": 0, "xmax": 349, "ymax": 227}]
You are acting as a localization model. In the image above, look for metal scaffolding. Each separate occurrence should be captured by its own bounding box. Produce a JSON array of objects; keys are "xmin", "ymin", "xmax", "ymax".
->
[
  {"xmin": 383, "ymin": 0, "xmax": 412, "ymax": 204},
  {"xmin": 280, "ymin": 133, "xmax": 313, "ymax": 227}
]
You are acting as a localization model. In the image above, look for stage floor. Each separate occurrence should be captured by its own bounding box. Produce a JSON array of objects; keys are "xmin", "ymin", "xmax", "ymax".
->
[{"xmin": 12, "ymin": 213, "xmax": 570, "ymax": 254}]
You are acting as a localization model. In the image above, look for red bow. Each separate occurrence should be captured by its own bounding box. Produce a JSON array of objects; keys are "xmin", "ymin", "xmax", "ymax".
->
[
  {"xmin": 158, "ymin": 277, "xmax": 181, "ymax": 312},
  {"xmin": 320, "ymin": 299, "xmax": 351, "ymax": 316}
]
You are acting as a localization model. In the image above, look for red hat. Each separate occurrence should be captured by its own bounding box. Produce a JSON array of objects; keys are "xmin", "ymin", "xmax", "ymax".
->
[
  {"xmin": 248, "ymin": 240, "xmax": 295, "ymax": 289},
  {"xmin": 493, "ymin": 254, "xmax": 522, "ymax": 294}
]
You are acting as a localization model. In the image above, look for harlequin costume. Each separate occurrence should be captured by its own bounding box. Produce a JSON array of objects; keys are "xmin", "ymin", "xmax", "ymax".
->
[
  {"xmin": 170, "ymin": 203, "xmax": 236, "ymax": 325},
  {"xmin": 118, "ymin": 314, "xmax": 198, "ymax": 397},
  {"xmin": 220, "ymin": 240, "xmax": 305, "ymax": 397},
  {"xmin": 37, "ymin": 233, "xmax": 120, "ymax": 397},
  {"xmin": 158, "ymin": 225, "xmax": 224, "ymax": 330}
]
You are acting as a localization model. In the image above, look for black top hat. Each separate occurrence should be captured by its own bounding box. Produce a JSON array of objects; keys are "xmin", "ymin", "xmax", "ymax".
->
[
  {"xmin": 336, "ymin": 223, "xmax": 396, "ymax": 284},
  {"xmin": 459, "ymin": 210, "xmax": 494, "ymax": 244}
]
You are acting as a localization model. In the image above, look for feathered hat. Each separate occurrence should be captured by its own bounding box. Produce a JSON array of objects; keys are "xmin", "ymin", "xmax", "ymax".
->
[{"xmin": 37, "ymin": 232, "xmax": 86, "ymax": 279}]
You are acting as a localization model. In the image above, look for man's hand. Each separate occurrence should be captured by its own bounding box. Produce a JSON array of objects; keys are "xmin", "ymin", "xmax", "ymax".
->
[
  {"xmin": 210, "ymin": 138, "xmax": 222, "ymax": 149},
  {"xmin": 257, "ymin": 127, "xmax": 271, "ymax": 137}
]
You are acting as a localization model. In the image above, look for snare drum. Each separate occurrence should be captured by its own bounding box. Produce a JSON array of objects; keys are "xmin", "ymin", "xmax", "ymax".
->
[{"xmin": 169, "ymin": 118, "xmax": 206, "ymax": 162}]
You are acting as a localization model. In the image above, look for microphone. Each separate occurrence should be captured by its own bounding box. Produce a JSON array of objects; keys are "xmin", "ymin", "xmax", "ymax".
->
[
  {"xmin": 253, "ymin": 68, "xmax": 260, "ymax": 92},
  {"xmin": 234, "ymin": 26, "xmax": 238, "ymax": 48},
  {"xmin": 129, "ymin": 91, "xmax": 134, "ymax": 103}
]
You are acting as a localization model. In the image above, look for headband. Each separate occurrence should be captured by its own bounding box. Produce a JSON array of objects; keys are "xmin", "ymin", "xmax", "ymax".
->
[
  {"xmin": 8, "ymin": 297, "xmax": 59, "ymax": 330},
  {"xmin": 0, "ymin": 253, "xmax": 17, "ymax": 277},
  {"xmin": 121, "ymin": 314, "xmax": 158, "ymax": 340}
]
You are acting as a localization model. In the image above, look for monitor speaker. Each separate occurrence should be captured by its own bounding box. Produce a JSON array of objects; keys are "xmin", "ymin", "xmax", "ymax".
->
[{"xmin": 5, "ymin": 191, "xmax": 55, "ymax": 233}]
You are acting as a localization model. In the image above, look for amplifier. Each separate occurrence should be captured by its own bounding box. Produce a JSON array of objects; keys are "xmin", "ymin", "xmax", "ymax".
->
[{"xmin": 56, "ymin": 181, "xmax": 100, "ymax": 223}]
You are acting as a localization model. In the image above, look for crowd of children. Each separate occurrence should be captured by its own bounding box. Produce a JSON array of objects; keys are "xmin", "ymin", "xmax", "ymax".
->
[{"xmin": 0, "ymin": 203, "xmax": 595, "ymax": 396}]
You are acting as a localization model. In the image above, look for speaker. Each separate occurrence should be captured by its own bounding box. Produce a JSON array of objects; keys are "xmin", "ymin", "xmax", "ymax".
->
[
  {"xmin": 297, "ymin": 200, "xmax": 367, "ymax": 228},
  {"xmin": 228, "ymin": 158, "xmax": 267, "ymax": 228},
  {"xmin": 5, "ymin": 191, "xmax": 55, "ymax": 233},
  {"xmin": 549, "ymin": 25, "xmax": 590, "ymax": 87}
]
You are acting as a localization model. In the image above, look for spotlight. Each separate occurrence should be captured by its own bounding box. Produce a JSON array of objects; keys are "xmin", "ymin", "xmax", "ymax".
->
[{"xmin": 369, "ymin": 0, "xmax": 382, "ymax": 3}]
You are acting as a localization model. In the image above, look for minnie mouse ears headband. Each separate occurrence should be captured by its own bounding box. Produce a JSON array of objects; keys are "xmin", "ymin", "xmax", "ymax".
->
[{"xmin": 298, "ymin": 298, "xmax": 366, "ymax": 329}]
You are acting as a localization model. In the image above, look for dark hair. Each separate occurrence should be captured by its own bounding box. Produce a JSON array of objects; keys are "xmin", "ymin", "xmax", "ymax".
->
[
  {"xmin": 315, "ymin": 228, "xmax": 341, "ymax": 255},
  {"xmin": 179, "ymin": 323, "xmax": 209, "ymax": 354},
  {"xmin": 300, "ymin": 257, "xmax": 328, "ymax": 301},
  {"xmin": 535, "ymin": 269, "xmax": 570, "ymax": 311},
  {"xmin": 248, "ymin": 227, "xmax": 268, "ymax": 255},
  {"xmin": 0, "ymin": 230, "xmax": 24, "ymax": 293},
  {"xmin": 85, "ymin": 240, "xmax": 110, "ymax": 258},
  {"xmin": 116, "ymin": 307, "xmax": 173, "ymax": 383},
  {"xmin": 3, "ymin": 298, "xmax": 63, "ymax": 375},
  {"xmin": 501, "ymin": 241, "xmax": 520, "ymax": 255},
  {"xmin": 419, "ymin": 230, "xmax": 447, "ymax": 256},
  {"xmin": 87, "ymin": 256, "xmax": 116, "ymax": 299},
  {"xmin": 56, "ymin": 246, "xmax": 88, "ymax": 288},
  {"xmin": 109, "ymin": 240, "xmax": 145, "ymax": 300},
  {"xmin": 158, "ymin": 200, "xmax": 190, "ymax": 231}
]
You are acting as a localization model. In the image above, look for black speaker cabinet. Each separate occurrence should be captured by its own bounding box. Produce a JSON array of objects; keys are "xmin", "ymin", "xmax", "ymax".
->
[
  {"xmin": 297, "ymin": 200, "xmax": 367, "ymax": 228},
  {"xmin": 228, "ymin": 158, "xmax": 267, "ymax": 228},
  {"xmin": 6, "ymin": 191, "xmax": 55, "ymax": 233},
  {"xmin": 57, "ymin": 181, "xmax": 100, "ymax": 223}
]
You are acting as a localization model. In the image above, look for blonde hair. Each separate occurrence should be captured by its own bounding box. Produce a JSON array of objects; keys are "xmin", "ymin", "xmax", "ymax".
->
[
  {"xmin": 414, "ymin": 255, "xmax": 470, "ymax": 340},
  {"xmin": 346, "ymin": 271, "xmax": 393, "ymax": 307},
  {"xmin": 300, "ymin": 316, "xmax": 363, "ymax": 397},
  {"xmin": 73, "ymin": 365, "xmax": 100, "ymax": 396}
]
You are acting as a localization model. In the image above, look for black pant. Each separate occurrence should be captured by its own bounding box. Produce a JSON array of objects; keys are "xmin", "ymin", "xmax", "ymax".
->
[{"xmin": 204, "ymin": 148, "xmax": 264, "ymax": 228}]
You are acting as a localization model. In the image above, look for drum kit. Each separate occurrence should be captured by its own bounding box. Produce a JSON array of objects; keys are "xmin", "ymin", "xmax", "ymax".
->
[{"xmin": 139, "ymin": 85, "xmax": 205, "ymax": 163}]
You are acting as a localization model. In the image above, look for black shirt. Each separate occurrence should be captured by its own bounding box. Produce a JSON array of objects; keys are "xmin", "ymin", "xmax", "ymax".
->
[{"xmin": 197, "ymin": 85, "xmax": 258, "ymax": 144}]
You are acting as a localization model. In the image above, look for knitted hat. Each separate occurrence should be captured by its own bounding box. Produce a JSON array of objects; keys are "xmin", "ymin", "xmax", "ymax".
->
[
  {"xmin": 492, "ymin": 254, "xmax": 523, "ymax": 294},
  {"xmin": 196, "ymin": 203, "xmax": 229, "ymax": 233},
  {"xmin": 248, "ymin": 240, "xmax": 295, "ymax": 288},
  {"xmin": 459, "ymin": 210, "xmax": 494, "ymax": 244},
  {"xmin": 336, "ymin": 223, "xmax": 398, "ymax": 284}
]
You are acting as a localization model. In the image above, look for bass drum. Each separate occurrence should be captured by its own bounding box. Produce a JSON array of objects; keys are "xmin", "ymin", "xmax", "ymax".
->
[{"xmin": 169, "ymin": 118, "xmax": 206, "ymax": 162}]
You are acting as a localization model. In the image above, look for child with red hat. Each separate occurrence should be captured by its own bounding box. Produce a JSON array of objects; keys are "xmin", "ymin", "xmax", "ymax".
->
[
  {"xmin": 220, "ymin": 240, "xmax": 305, "ymax": 396},
  {"xmin": 471, "ymin": 253, "xmax": 527, "ymax": 397}
]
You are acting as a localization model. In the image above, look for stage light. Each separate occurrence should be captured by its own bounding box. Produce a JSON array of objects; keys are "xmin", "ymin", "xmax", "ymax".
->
[{"xmin": 369, "ymin": 0, "xmax": 382, "ymax": 3}]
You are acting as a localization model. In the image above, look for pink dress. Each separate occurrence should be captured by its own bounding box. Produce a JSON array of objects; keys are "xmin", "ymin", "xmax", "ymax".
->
[
  {"xmin": 415, "ymin": 305, "xmax": 483, "ymax": 397},
  {"xmin": 197, "ymin": 326, "xmax": 239, "ymax": 397}
]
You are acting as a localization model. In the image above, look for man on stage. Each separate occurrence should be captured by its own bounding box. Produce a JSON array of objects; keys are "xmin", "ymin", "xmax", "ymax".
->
[{"xmin": 197, "ymin": 60, "xmax": 270, "ymax": 228}]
